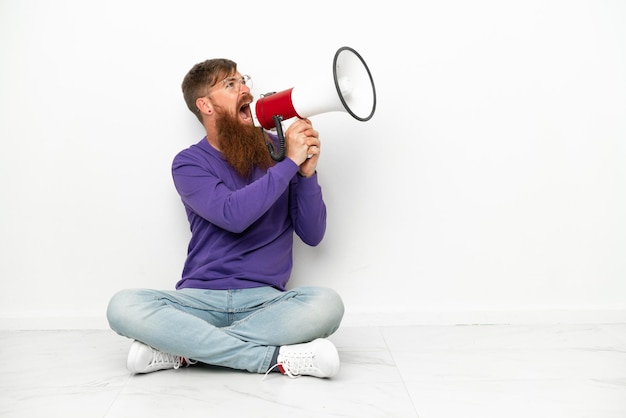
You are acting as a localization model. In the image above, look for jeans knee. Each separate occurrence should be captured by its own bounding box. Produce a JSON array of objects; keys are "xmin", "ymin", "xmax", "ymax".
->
[
  {"xmin": 325, "ymin": 288, "xmax": 345, "ymax": 324},
  {"xmin": 106, "ymin": 289, "xmax": 139, "ymax": 334},
  {"xmin": 304, "ymin": 286, "xmax": 345, "ymax": 332}
]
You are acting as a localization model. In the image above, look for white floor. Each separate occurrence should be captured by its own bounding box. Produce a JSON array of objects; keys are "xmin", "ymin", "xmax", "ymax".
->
[{"xmin": 1, "ymin": 324, "xmax": 625, "ymax": 417}]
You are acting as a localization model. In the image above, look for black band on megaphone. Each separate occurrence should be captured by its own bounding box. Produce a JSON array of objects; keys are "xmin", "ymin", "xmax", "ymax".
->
[{"xmin": 333, "ymin": 46, "xmax": 377, "ymax": 122}]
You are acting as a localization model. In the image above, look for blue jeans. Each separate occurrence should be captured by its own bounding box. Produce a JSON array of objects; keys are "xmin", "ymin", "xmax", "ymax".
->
[{"xmin": 106, "ymin": 286, "xmax": 344, "ymax": 373}]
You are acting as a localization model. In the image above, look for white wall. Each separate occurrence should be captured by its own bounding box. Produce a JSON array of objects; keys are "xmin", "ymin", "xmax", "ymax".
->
[{"xmin": 1, "ymin": 0, "xmax": 625, "ymax": 329}]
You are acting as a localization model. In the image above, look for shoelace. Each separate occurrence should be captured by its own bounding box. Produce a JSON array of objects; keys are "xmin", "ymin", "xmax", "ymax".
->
[
  {"xmin": 263, "ymin": 350, "xmax": 317, "ymax": 380},
  {"xmin": 281, "ymin": 354, "xmax": 317, "ymax": 377},
  {"xmin": 262, "ymin": 363, "xmax": 280, "ymax": 380},
  {"xmin": 149, "ymin": 350, "xmax": 196, "ymax": 369}
]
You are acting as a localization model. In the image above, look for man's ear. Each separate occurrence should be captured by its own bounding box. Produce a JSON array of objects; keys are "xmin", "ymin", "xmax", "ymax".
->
[{"xmin": 196, "ymin": 97, "xmax": 213, "ymax": 115}]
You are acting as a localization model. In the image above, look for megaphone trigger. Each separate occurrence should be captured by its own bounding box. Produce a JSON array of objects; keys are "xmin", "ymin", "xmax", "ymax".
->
[{"xmin": 266, "ymin": 115, "xmax": 286, "ymax": 162}]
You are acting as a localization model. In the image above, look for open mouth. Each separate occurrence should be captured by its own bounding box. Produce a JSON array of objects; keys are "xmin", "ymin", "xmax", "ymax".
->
[{"xmin": 239, "ymin": 102, "xmax": 253, "ymax": 124}]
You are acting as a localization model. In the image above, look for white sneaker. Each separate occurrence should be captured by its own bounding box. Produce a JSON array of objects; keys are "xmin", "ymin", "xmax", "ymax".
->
[
  {"xmin": 126, "ymin": 340, "xmax": 195, "ymax": 374},
  {"xmin": 274, "ymin": 338, "xmax": 340, "ymax": 378}
]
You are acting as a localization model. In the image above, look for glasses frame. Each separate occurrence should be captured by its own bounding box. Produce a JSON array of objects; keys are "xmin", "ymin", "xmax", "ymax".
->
[{"xmin": 212, "ymin": 74, "xmax": 252, "ymax": 93}]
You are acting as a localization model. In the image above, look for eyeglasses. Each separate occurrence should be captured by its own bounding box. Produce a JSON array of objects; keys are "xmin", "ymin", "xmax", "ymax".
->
[{"xmin": 214, "ymin": 74, "xmax": 252, "ymax": 92}]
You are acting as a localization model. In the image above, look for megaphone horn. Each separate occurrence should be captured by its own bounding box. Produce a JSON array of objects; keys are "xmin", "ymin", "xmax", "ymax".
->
[{"xmin": 250, "ymin": 46, "xmax": 377, "ymax": 161}]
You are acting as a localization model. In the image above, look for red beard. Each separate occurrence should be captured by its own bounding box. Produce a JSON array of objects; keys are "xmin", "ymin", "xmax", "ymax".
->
[{"xmin": 213, "ymin": 100, "xmax": 274, "ymax": 179}]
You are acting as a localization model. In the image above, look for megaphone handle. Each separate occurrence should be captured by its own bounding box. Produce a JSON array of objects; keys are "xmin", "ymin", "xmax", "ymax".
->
[{"xmin": 267, "ymin": 115, "xmax": 286, "ymax": 162}]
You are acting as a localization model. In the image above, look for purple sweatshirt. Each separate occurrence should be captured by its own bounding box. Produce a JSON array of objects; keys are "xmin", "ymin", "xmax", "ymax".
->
[{"xmin": 171, "ymin": 137, "xmax": 326, "ymax": 291}]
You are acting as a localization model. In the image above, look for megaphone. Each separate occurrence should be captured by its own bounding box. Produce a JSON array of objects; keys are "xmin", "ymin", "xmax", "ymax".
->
[{"xmin": 250, "ymin": 46, "xmax": 377, "ymax": 161}]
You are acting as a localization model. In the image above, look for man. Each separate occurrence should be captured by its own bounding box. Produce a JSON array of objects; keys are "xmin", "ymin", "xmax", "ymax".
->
[{"xmin": 106, "ymin": 58, "xmax": 344, "ymax": 379}]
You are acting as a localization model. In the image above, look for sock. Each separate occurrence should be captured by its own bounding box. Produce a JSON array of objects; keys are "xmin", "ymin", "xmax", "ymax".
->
[{"xmin": 269, "ymin": 347, "xmax": 282, "ymax": 373}]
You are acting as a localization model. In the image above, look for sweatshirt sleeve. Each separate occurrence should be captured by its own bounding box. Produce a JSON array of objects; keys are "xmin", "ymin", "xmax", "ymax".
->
[
  {"xmin": 172, "ymin": 147, "xmax": 301, "ymax": 233},
  {"xmin": 289, "ymin": 172, "xmax": 327, "ymax": 246}
]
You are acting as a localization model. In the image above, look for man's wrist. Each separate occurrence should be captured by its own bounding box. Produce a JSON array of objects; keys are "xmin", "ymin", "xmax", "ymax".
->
[{"xmin": 297, "ymin": 171, "xmax": 315, "ymax": 178}]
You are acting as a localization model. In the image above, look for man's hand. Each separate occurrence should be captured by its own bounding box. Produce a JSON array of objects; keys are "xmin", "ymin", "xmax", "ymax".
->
[{"xmin": 285, "ymin": 118, "xmax": 320, "ymax": 177}]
